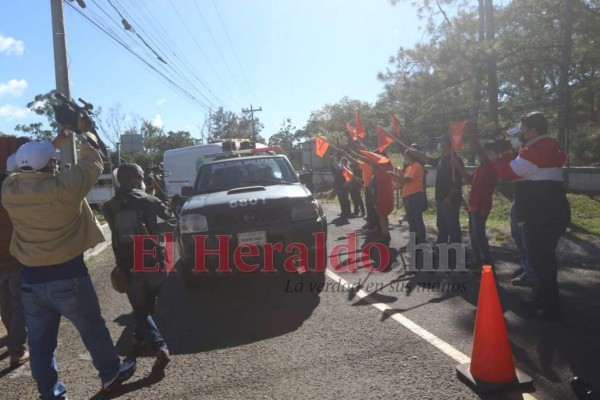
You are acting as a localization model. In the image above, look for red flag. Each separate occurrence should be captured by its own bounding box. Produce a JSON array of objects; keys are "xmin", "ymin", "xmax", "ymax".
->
[
  {"xmin": 341, "ymin": 165, "xmax": 354, "ymax": 182},
  {"xmin": 391, "ymin": 114, "xmax": 402, "ymax": 137},
  {"xmin": 359, "ymin": 149, "xmax": 391, "ymax": 165},
  {"xmin": 377, "ymin": 125, "xmax": 394, "ymax": 152},
  {"xmin": 314, "ymin": 136, "xmax": 330, "ymax": 158},
  {"xmin": 450, "ymin": 121, "xmax": 466, "ymax": 150},
  {"xmin": 355, "ymin": 112, "xmax": 365, "ymax": 139},
  {"xmin": 345, "ymin": 122, "xmax": 358, "ymax": 141}
]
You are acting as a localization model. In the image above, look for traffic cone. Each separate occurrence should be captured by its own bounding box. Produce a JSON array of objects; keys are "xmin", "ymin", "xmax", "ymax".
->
[{"xmin": 456, "ymin": 265, "xmax": 533, "ymax": 393}]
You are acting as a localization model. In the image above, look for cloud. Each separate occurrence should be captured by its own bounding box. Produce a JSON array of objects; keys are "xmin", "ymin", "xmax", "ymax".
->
[
  {"xmin": 156, "ymin": 98, "xmax": 167, "ymax": 106},
  {"xmin": 0, "ymin": 35, "xmax": 25, "ymax": 56},
  {"xmin": 0, "ymin": 104, "xmax": 29, "ymax": 120},
  {"xmin": 0, "ymin": 79, "xmax": 28, "ymax": 98},
  {"xmin": 151, "ymin": 114, "xmax": 163, "ymax": 128}
]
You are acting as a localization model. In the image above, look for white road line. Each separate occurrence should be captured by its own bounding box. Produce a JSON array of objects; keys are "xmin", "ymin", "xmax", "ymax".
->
[{"xmin": 325, "ymin": 269, "xmax": 537, "ymax": 400}]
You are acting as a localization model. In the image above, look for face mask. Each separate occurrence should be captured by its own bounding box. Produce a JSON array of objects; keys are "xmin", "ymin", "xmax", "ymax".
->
[
  {"xmin": 140, "ymin": 181, "xmax": 146, "ymax": 192},
  {"xmin": 437, "ymin": 143, "xmax": 442, "ymax": 151}
]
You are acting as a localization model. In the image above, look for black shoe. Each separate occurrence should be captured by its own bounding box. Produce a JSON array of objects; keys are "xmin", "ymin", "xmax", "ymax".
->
[
  {"xmin": 571, "ymin": 376, "xmax": 600, "ymax": 400},
  {"xmin": 375, "ymin": 233, "xmax": 391, "ymax": 246}
]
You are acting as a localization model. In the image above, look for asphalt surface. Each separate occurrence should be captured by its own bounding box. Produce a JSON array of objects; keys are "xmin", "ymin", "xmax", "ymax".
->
[{"xmin": 1, "ymin": 203, "xmax": 599, "ymax": 399}]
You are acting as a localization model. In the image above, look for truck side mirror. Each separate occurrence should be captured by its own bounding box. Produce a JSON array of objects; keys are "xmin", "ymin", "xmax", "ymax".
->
[{"xmin": 181, "ymin": 185, "xmax": 194, "ymax": 197}]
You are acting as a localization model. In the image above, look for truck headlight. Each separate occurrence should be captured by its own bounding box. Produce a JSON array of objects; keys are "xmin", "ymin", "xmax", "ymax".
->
[
  {"xmin": 292, "ymin": 200, "xmax": 320, "ymax": 221},
  {"xmin": 179, "ymin": 214, "xmax": 208, "ymax": 233}
]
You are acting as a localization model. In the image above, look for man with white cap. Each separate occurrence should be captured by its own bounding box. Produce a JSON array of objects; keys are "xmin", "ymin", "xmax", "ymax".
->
[
  {"xmin": 495, "ymin": 111, "xmax": 570, "ymax": 321},
  {"xmin": 1, "ymin": 115, "xmax": 135, "ymax": 399}
]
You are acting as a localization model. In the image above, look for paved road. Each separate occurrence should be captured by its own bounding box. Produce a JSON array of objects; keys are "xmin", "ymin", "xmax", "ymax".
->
[{"xmin": 1, "ymin": 203, "xmax": 598, "ymax": 399}]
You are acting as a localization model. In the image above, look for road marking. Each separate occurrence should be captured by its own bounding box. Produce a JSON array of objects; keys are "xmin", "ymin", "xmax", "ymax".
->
[{"xmin": 325, "ymin": 269, "xmax": 537, "ymax": 400}]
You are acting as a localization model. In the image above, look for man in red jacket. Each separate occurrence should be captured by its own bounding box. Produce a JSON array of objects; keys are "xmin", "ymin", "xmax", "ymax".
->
[{"xmin": 494, "ymin": 112, "xmax": 570, "ymax": 321}]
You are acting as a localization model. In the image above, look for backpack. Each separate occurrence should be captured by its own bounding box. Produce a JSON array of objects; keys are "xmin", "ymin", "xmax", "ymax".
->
[{"xmin": 105, "ymin": 195, "xmax": 152, "ymax": 269}]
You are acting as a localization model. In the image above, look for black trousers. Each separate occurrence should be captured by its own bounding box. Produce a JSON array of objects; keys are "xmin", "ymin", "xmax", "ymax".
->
[
  {"xmin": 522, "ymin": 221, "xmax": 566, "ymax": 317},
  {"xmin": 350, "ymin": 187, "xmax": 365, "ymax": 214},
  {"xmin": 337, "ymin": 188, "xmax": 351, "ymax": 216}
]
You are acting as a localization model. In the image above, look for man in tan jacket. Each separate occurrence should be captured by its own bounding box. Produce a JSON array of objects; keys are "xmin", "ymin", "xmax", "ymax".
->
[{"xmin": 1, "ymin": 117, "xmax": 135, "ymax": 399}]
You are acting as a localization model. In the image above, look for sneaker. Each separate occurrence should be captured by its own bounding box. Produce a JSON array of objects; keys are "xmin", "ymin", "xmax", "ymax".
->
[
  {"xmin": 9, "ymin": 350, "xmax": 29, "ymax": 367},
  {"xmin": 511, "ymin": 273, "xmax": 537, "ymax": 287},
  {"xmin": 154, "ymin": 347, "xmax": 170, "ymax": 368},
  {"xmin": 102, "ymin": 360, "xmax": 136, "ymax": 392}
]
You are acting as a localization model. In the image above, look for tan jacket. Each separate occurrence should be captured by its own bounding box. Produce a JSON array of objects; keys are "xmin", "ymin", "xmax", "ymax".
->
[{"xmin": 1, "ymin": 143, "xmax": 105, "ymax": 266}]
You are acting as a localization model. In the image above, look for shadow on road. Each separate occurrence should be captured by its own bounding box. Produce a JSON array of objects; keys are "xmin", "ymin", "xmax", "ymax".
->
[{"xmin": 113, "ymin": 264, "xmax": 325, "ymax": 357}]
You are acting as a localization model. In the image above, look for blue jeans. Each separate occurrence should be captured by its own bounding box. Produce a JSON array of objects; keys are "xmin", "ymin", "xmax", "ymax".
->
[
  {"xmin": 468, "ymin": 210, "xmax": 492, "ymax": 266},
  {"xmin": 510, "ymin": 202, "xmax": 535, "ymax": 279},
  {"xmin": 21, "ymin": 275, "xmax": 120, "ymax": 400},
  {"xmin": 0, "ymin": 267, "xmax": 27, "ymax": 357},
  {"xmin": 127, "ymin": 272, "xmax": 166, "ymax": 351}
]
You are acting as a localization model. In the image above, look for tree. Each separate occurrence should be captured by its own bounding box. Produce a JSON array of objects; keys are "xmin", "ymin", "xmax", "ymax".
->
[
  {"xmin": 269, "ymin": 118, "xmax": 301, "ymax": 166},
  {"xmin": 14, "ymin": 90, "xmax": 58, "ymax": 141},
  {"xmin": 207, "ymin": 107, "xmax": 264, "ymax": 143}
]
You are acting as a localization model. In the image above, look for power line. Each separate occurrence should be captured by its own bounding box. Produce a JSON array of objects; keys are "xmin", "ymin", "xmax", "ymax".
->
[
  {"xmin": 210, "ymin": 0, "xmax": 259, "ymax": 104},
  {"xmin": 65, "ymin": 2, "xmax": 214, "ymax": 113}
]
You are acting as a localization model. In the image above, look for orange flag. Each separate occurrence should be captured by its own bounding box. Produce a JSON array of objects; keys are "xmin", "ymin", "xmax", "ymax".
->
[
  {"xmin": 450, "ymin": 121, "xmax": 466, "ymax": 150},
  {"xmin": 314, "ymin": 136, "xmax": 330, "ymax": 158},
  {"xmin": 391, "ymin": 114, "xmax": 402, "ymax": 137},
  {"xmin": 377, "ymin": 125, "xmax": 394, "ymax": 152},
  {"xmin": 359, "ymin": 149, "xmax": 390, "ymax": 165},
  {"xmin": 355, "ymin": 111, "xmax": 365, "ymax": 139},
  {"xmin": 345, "ymin": 122, "xmax": 358, "ymax": 141},
  {"xmin": 341, "ymin": 165, "xmax": 354, "ymax": 182}
]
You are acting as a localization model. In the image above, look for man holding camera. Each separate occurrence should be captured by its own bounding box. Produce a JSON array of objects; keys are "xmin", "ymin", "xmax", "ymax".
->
[{"xmin": 1, "ymin": 115, "xmax": 135, "ymax": 399}]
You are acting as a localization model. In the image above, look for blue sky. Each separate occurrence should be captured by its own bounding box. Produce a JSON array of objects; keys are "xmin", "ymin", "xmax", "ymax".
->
[{"xmin": 0, "ymin": 0, "xmax": 424, "ymax": 144}]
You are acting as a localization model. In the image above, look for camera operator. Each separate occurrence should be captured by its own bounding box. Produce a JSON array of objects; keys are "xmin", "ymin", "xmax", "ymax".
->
[{"xmin": 1, "ymin": 113, "xmax": 135, "ymax": 398}]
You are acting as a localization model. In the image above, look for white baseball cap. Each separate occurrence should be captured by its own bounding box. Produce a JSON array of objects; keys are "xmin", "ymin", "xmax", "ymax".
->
[
  {"xmin": 6, "ymin": 153, "xmax": 17, "ymax": 172},
  {"xmin": 16, "ymin": 141, "xmax": 55, "ymax": 171}
]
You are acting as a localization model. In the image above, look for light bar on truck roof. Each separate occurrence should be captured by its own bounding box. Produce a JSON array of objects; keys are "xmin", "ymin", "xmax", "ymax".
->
[{"xmin": 202, "ymin": 145, "xmax": 282, "ymax": 160}]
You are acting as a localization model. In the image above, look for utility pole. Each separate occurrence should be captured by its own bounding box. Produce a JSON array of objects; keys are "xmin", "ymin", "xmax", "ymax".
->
[
  {"xmin": 242, "ymin": 105, "xmax": 262, "ymax": 142},
  {"xmin": 51, "ymin": 0, "xmax": 76, "ymax": 165}
]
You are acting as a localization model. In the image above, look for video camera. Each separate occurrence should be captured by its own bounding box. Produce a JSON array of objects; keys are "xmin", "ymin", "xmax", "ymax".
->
[{"xmin": 53, "ymin": 92, "xmax": 109, "ymax": 159}]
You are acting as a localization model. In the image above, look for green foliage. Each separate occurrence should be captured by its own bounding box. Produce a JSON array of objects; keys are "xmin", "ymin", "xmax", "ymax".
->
[
  {"xmin": 570, "ymin": 124, "xmax": 600, "ymax": 166},
  {"xmin": 14, "ymin": 90, "xmax": 58, "ymax": 141},
  {"xmin": 268, "ymin": 118, "xmax": 302, "ymax": 167},
  {"xmin": 207, "ymin": 107, "xmax": 265, "ymax": 143},
  {"xmin": 372, "ymin": 0, "xmax": 600, "ymax": 162}
]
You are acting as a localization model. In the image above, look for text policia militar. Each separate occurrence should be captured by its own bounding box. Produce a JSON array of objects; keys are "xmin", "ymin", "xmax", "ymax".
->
[{"xmin": 129, "ymin": 232, "xmax": 467, "ymax": 273}]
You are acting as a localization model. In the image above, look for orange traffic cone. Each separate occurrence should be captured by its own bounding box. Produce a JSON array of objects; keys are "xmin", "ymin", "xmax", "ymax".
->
[{"xmin": 456, "ymin": 265, "xmax": 533, "ymax": 393}]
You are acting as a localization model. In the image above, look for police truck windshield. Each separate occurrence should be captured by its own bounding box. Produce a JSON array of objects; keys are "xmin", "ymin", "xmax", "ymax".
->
[{"xmin": 194, "ymin": 156, "xmax": 298, "ymax": 194}]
